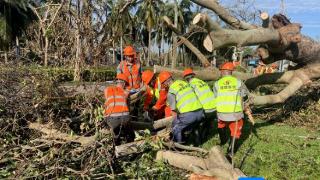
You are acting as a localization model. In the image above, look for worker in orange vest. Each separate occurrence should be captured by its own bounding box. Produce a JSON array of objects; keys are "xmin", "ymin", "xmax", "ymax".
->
[
  {"xmin": 254, "ymin": 61, "xmax": 266, "ymax": 75},
  {"xmin": 265, "ymin": 63, "xmax": 278, "ymax": 73},
  {"xmin": 141, "ymin": 70, "xmax": 171, "ymax": 120},
  {"xmin": 117, "ymin": 45, "xmax": 142, "ymax": 92},
  {"xmin": 104, "ymin": 73, "xmax": 133, "ymax": 144}
]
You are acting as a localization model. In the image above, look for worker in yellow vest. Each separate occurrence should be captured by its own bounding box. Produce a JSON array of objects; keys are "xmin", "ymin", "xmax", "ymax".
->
[
  {"xmin": 159, "ymin": 71, "xmax": 204, "ymax": 143},
  {"xmin": 183, "ymin": 68, "xmax": 216, "ymax": 140},
  {"xmin": 213, "ymin": 62, "xmax": 249, "ymax": 159}
]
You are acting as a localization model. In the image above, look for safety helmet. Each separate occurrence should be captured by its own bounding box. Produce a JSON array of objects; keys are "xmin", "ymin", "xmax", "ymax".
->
[
  {"xmin": 158, "ymin": 71, "xmax": 172, "ymax": 84},
  {"xmin": 183, "ymin": 68, "xmax": 195, "ymax": 77},
  {"xmin": 123, "ymin": 45, "xmax": 136, "ymax": 56},
  {"xmin": 142, "ymin": 70, "xmax": 154, "ymax": 85},
  {"xmin": 219, "ymin": 62, "xmax": 235, "ymax": 71},
  {"xmin": 116, "ymin": 73, "xmax": 128, "ymax": 83}
]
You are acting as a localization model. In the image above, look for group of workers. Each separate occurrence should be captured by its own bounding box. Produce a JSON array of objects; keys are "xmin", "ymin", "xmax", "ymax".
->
[{"xmin": 104, "ymin": 45, "xmax": 250, "ymax": 158}]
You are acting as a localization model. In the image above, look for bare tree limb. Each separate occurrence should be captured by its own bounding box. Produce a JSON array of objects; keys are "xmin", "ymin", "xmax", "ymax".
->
[
  {"xmin": 163, "ymin": 16, "xmax": 211, "ymax": 66},
  {"xmin": 190, "ymin": 0, "xmax": 256, "ymax": 30}
]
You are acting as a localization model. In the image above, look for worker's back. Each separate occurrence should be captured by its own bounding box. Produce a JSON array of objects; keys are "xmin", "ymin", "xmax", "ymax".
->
[
  {"xmin": 168, "ymin": 80, "xmax": 202, "ymax": 114},
  {"xmin": 214, "ymin": 75, "xmax": 243, "ymax": 113},
  {"xmin": 189, "ymin": 78, "xmax": 216, "ymax": 112},
  {"xmin": 104, "ymin": 86, "xmax": 129, "ymax": 116}
]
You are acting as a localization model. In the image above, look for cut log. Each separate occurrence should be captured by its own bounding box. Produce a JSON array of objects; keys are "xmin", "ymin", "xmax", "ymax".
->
[
  {"xmin": 260, "ymin": 12, "xmax": 270, "ymax": 28},
  {"xmin": 154, "ymin": 65, "xmax": 254, "ymax": 81},
  {"xmin": 192, "ymin": 13, "xmax": 222, "ymax": 32},
  {"xmin": 204, "ymin": 35, "xmax": 213, "ymax": 52},
  {"xmin": 190, "ymin": 0, "xmax": 256, "ymax": 30},
  {"xmin": 156, "ymin": 146, "xmax": 245, "ymax": 179},
  {"xmin": 153, "ymin": 116, "xmax": 174, "ymax": 129},
  {"xmin": 115, "ymin": 140, "xmax": 146, "ymax": 157}
]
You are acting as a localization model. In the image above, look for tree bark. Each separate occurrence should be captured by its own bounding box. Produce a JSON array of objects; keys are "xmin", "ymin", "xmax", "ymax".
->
[
  {"xmin": 190, "ymin": 0, "xmax": 256, "ymax": 30},
  {"xmin": 154, "ymin": 65, "xmax": 254, "ymax": 81},
  {"xmin": 156, "ymin": 146, "xmax": 245, "ymax": 179}
]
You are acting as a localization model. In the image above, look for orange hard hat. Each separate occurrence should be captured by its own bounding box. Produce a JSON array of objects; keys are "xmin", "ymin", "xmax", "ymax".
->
[
  {"xmin": 142, "ymin": 70, "xmax": 155, "ymax": 85},
  {"xmin": 116, "ymin": 73, "xmax": 128, "ymax": 83},
  {"xmin": 220, "ymin": 62, "xmax": 235, "ymax": 71},
  {"xmin": 158, "ymin": 71, "xmax": 172, "ymax": 84},
  {"xmin": 123, "ymin": 45, "xmax": 136, "ymax": 56},
  {"xmin": 183, "ymin": 68, "xmax": 195, "ymax": 77}
]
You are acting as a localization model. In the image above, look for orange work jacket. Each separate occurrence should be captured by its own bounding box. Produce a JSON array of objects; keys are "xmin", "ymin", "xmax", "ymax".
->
[
  {"xmin": 117, "ymin": 61, "xmax": 141, "ymax": 90},
  {"xmin": 104, "ymin": 86, "xmax": 129, "ymax": 116}
]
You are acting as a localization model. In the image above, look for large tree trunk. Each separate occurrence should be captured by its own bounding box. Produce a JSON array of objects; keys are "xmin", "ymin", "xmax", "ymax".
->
[
  {"xmin": 190, "ymin": 0, "xmax": 256, "ymax": 30},
  {"xmin": 154, "ymin": 65, "xmax": 254, "ymax": 81},
  {"xmin": 156, "ymin": 146, "xmax": 246, "ymax": 179}
]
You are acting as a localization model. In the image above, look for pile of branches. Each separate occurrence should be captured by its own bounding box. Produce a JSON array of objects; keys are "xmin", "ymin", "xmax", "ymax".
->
[
  {"xmin": 253, "ymin": 80, "xmax": 320, "ymax": 130},
  {"xmin": 0, "ymin": 65, "xmax": 181, "ymax": 179}
]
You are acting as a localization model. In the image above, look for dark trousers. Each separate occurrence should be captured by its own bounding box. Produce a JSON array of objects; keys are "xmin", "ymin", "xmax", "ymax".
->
[
  {"xmin": 106, "ymin": 115, "xmax": 133, "ymax": 145},
  {"xmin": 200, "ymin": 111, "xmax": 217, "ymax": 141},
  {"xmin": 172, "ymin": 110, "xmax": 204, "ymax": 143}
]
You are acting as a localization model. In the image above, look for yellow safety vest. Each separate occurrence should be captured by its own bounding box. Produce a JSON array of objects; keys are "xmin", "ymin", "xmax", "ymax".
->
[
  {"xmin": 169, "ymin": 80, "xmax": 202, "ymax": 113},
  {"xmin": 190, "ymin": 78, "xmax": 216, "ymax": 111},
  {"xmin": 214, "ymin": 76, "xmax": 243, "ymax": 113}
]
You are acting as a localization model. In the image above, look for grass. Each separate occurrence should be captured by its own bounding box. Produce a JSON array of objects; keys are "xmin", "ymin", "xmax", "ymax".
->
[{"xmin": 201, "ymin": 119, "xmax": 320, "ymax": 179}]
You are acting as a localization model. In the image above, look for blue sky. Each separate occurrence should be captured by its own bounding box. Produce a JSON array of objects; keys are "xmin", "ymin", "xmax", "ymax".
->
[{"xmin": 219, "ymin": 0, "xmax": 320, "ymax": 39}]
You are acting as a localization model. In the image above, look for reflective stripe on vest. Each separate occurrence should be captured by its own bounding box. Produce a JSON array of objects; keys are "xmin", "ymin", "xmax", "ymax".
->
[
  {"xmin": 119, "ymin": 61, "xmax": 141, "ymax": 90},
  {"xmin": 104, "ymin": 86, "xmax": 129, "ymax": 116},
  {"xmin": 214, "ymin": 76, "xmax": 243, "ymax": 113},
  {"xmin": 169, "ymin": 80, "xmax": 202, "ymax": 113},
  {"xmin": 190, "ymin": 78, "xmax": 216, "ymax": 111}
]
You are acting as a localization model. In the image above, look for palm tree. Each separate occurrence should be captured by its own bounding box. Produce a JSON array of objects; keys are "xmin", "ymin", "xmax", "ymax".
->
[
  {"xmin": 0, "ymin": 0, "xmax": 35, "ymax": 62},
  {"xmin": 160, "ymin": 0, "xmax": 193, "ymax": 67},
  {"xmin": 106, "ymin": 0, "xmax": 135, "ymax": 63},
  {"xmin": 136, "ymin": 0, "xmax": 163, "ymax": 66}
]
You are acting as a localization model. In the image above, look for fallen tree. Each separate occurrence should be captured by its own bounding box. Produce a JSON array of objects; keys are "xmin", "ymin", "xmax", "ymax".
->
[{"xmin": 160, "ymin": 0, "xmax": 320, "ymax": 106}]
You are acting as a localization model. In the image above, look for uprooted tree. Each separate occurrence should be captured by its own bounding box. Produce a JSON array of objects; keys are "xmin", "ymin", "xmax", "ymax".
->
[{"xmin": 156, "ymin": 0, "xmax": 320, "ymax": 106}]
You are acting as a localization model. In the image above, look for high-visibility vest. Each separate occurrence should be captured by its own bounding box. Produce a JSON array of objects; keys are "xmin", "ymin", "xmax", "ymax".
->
[
  {"xmin": 104, "ymin": 86, "xmax": 129, "ymax": 116},
  {"xmin": 118, "ymin": 61, "xmax": 141, "ymax": 90},
  {"xmin": 214, "ymin": 76, "xmax": 243, "ymax": 113},
  {"xmin": 189, "ymin": 78, "xmax": 216, "ymax": 111},
  {"xmin": 168, "ymin": 80, "xmax": 202, "ymax": 113}
]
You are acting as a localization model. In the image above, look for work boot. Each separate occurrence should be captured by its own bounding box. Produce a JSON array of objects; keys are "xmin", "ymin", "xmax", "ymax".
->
[{"xmin": 218, "ymin": 128, "xmax": 228, "ymax": 145}]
